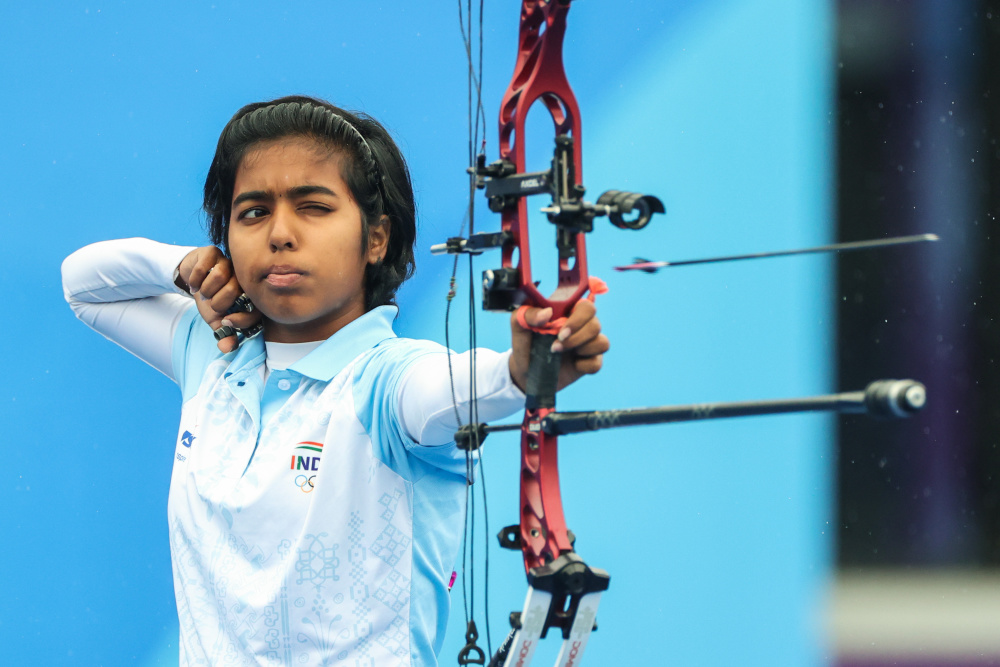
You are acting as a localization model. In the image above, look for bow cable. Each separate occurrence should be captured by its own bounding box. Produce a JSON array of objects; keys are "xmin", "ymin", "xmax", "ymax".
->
[{"xmin": 449, "ymin": 0, "xmax": 493, "ymax": 663}]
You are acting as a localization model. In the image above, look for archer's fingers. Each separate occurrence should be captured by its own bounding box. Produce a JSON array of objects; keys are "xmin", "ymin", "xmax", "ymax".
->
[
  {"xmin": 570, "ymin": 333, "xmax": 610, "ymax": 359},
  {"xmin": 572, "ymin": 352, "xmax": 604, "ymax": 376},
  {"xmin": 216, "ymin": 334, "xmax": 239, "ymax": 354},
  {"xmin": 209, "ymin": 276, "xmax": 244, "ymax": 314},
  {"xmin": 556, "ymin": 299, "xmax": 596, "ymax": 338},
  {"xmin": 557, "ymin": 317, "xmax": 602, "ymax": 352},
  {"xmin": 515, "ymin": 306, "xmax": 554, "ymax": 330},
  {"xmin": 552, "ymin": 300, "xmax": 599, "ymax": 352},
  {"xmin": 208, "ymin": 313, "xmax": 240, "ymax": 354},
  {"xmin": 221, "ymin": 311, "xmax": 260, "ymax": 330},
  {"xmin": 186, "ymin": 252, "xmax": 220, "ymax": 294},
  {"xmin": 198, "ymin": 261, "xmax": 232, "ymax": 299}
]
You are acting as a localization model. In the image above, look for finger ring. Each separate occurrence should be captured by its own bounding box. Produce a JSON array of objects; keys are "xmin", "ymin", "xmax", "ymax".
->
[
  {"xmin": 227, "ymin": 294, "xmax": 255, "ymax": 315},
  {"xmin": 213, "ymin": 325, "xmax": 237, "ymax": 341}
]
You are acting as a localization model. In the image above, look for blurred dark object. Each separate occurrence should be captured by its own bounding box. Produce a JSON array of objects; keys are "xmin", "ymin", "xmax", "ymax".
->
[{"xmin": 837, "ymin": 0, "xmax": 1000, "ymax": 566}]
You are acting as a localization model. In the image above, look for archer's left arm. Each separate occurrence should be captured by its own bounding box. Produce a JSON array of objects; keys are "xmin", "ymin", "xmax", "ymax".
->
[
  {"xmin": 391, "ymin": 301, "xmax": 607, "ymax": 448},
  {"xmin": 508, "ymin": 300, "xmax": 610, "ymax": 393}
]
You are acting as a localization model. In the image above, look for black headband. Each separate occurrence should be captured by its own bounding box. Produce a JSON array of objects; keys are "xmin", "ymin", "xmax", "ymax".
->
[{"xmin": 226, "ymin": 101, "xmax": 383, "ymax": 194}]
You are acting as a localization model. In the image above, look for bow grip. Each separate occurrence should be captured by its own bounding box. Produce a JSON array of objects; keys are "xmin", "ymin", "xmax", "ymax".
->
[{"xmin": 525, "ymin": 332, "xmax": 561, "ymax": 411}]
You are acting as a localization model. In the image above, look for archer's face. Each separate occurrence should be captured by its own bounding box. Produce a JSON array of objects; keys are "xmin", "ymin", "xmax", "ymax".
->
[{"xmin": 227, "ymin": 136, "xmax": 386, "ymax": 343}]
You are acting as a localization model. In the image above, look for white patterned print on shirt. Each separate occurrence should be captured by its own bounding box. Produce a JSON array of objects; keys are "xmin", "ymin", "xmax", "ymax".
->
[{"xmin": 168, "ymin": 358, "xmax": 413, "ymax": 666}]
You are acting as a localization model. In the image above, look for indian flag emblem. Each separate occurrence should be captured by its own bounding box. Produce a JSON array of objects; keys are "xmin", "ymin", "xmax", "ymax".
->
[
  {"xmin": 291, "ymin": 442, "xmax": 323, "ymax": 493},
  {"xmin": 290, "ymin": 441, "xmax": 323, "ymax": 472}
]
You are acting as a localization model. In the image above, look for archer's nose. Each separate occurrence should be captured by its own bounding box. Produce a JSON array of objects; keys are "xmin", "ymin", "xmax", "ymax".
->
[{"xmin": 268, "ymin": 205, "xmax": 298, "ymax": 251}]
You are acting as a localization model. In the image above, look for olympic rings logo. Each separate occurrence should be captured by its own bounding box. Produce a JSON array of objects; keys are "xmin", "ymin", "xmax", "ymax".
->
[{"xmin": 295, "ymin": 475, "xmax": 316, "ymax": 493}]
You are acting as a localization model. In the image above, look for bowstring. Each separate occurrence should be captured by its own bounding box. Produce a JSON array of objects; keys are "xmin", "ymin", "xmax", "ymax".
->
[
  {"xmin": 471, "ymin": 0, "xmax": 492, "ymax": 656},
  {"xmin": 451, "ymin": 0, "xmax": 491, "ymax": 658}
]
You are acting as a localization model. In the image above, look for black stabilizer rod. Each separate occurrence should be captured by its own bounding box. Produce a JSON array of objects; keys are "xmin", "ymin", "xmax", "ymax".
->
[{"xmin": 539, "ymin": 379, "xmax": 926, "ymax": 435}]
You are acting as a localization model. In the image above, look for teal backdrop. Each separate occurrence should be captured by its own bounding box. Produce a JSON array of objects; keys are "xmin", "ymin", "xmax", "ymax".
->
[{"xmin": 0, "ymin": 1, "xmax": 833, "ymax": 664}]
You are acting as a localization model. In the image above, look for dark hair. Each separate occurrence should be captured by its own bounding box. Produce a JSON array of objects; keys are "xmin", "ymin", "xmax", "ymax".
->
[{"xmin": 203, "ymin": 95, "xmax": 416, "ymax": 311}]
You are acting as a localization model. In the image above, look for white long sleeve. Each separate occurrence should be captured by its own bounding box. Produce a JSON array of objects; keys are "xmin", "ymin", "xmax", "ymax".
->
[
  {"xmin": 396, "ymin": 348, "xmax": 524, "ymax": 445},
  {"xmin": 62, "ymin": 238, "xmax": 197, "ymax": 380},
  {"xmin": 62, "ymin": 238, "xmax": 526, "ymax": 440}
]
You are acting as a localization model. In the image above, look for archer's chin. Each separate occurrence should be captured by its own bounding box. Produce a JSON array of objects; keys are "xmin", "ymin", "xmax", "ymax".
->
[{"xmin": 249, "ymin": 294, "xmax": 307, "ymax": 323}]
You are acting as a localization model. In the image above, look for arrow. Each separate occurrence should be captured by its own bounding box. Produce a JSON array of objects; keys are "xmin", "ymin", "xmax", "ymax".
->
[{"xmin": 613, "ymin": 233, "xmax": 939, "ymax": 273}]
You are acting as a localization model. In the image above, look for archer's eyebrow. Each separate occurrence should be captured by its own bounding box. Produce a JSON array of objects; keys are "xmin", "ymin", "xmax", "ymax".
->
[
  {"xmin": 232, "ymin": 185, "xmax": 340, "ymax": 209},
  {"xmin": 232, "ymin": 190, "xmax": 270, "ymax": 208},
  {"xmin": 287, "ymin": 185, "xmax": 339, "ymax": 199}
]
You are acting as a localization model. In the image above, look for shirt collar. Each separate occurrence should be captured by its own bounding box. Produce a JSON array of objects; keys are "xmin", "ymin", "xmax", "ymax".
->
[
  {"xmin": 223, "ymin": 305, "xmax": 398, "ymax": 382},
  {"xmin": 226, "ymin": 330, "xmax": 266, "ymax": 377},
  {"xmin": 291, "ymin": 305, "xmax": 398, "ymax": 381}
]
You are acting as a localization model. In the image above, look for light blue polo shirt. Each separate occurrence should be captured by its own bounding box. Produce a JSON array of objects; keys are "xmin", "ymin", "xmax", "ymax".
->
[{"xmin": 166, "ymin": 305, "xmax": 515, "ymax": 666}]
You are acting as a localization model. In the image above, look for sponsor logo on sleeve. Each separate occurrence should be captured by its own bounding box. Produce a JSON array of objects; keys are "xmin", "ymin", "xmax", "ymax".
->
[{"xmin": 176, "ymin": 430, "xmax": 196, "ymax": 461}]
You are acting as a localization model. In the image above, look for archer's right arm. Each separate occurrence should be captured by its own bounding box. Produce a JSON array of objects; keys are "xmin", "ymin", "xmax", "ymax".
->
[{"xmin": 62, "ymin": 238, "xmax": 196, "ymax": 380}]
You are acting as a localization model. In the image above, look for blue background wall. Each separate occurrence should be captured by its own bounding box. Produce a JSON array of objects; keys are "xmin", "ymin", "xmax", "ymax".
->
[{"xmin": 0, "ymin": 1, "xmax": 833, "ymax": 664}]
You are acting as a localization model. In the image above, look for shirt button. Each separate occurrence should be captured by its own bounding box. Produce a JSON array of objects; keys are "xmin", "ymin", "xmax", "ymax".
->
[{"xmin": 277, "ymin": 379, "xmax": 292, "ymax": 391}]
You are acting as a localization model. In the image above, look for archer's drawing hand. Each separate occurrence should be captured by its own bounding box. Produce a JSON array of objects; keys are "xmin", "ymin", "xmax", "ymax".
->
[
  {"xmin": 509, "ymin": 299, "xmax": 610, "ymax": 393},
  {"xmin": 177, "ymin": 246, "xmax": 262, "ymax": 353}
]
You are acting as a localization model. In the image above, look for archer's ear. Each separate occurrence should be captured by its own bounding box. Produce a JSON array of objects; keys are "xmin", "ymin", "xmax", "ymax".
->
[{"xmin": 367, "ymin": 215, "xmax": 390, "ymax": 264}]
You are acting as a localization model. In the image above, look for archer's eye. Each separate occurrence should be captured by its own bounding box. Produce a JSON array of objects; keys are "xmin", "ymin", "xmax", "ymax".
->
[{"xmin": 238, "ymin": 207, "xmax": 268, "ymax": 220}]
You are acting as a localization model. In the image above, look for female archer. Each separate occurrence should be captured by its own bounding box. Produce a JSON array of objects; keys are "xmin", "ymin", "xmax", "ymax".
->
[{"xmin": 61, "ymin": 95, "xmax": 608, "ymax": 666}]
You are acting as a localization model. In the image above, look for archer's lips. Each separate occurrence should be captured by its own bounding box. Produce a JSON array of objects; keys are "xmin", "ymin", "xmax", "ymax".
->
[{"xmin": 263, "ymin": 265, "xmax": 306, "ymax": 288}]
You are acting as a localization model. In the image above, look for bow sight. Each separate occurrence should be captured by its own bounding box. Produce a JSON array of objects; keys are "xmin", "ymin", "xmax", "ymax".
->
[{"xmin": 432, "ymin": 135, "xmax": 664, "ymax": 312}]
